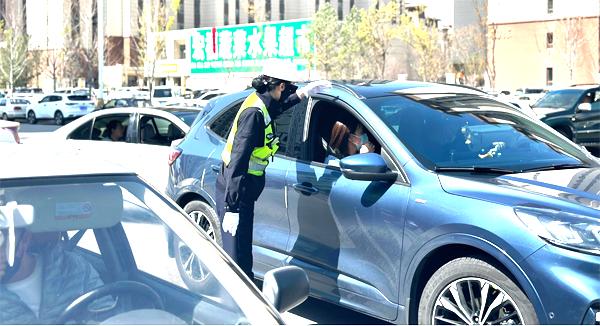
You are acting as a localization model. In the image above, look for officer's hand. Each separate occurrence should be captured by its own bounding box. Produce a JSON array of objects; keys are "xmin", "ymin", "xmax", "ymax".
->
[
  {"xmin": 296, "ymin": 80, "xmax": 332, "ymax": 98},
  {"xmin": 222, "ymin": 212, "xmax": 240, "ymax": 236}
]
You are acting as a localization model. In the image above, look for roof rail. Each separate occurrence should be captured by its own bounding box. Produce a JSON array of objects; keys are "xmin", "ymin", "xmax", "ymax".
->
[
  {"xmin": 569, "ymin": 83, "xmax": 600, "ymax": 87},
  {"xmin": 331, "ymin": 82, "xmax": 365, "ymax": 99}
]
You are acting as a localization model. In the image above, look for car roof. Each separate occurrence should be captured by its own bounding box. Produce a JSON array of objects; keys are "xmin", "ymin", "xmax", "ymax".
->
[
  {"xmin": 330, "ymin": 80, "xmax": 487, "ymax": 99},
  {"xmin": 0, "ymin": 144, "xmax": 135, "ymax": 180},
  {"xmin": 100, "ymin": 107, "xmax": 197, "ymax": 114}
]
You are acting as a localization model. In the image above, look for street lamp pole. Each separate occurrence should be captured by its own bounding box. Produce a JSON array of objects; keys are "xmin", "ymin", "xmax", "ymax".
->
[{"xmin": 97, "ymin": 0, "xmax": 104, "ymax": 103}]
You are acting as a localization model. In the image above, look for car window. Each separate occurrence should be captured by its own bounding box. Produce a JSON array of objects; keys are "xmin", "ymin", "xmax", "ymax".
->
[
  {"xmin": 0, "ymin": 99, "xmax": 5, "ymax": 106},
  {"xmin": 533, "ymin": 90, "xmax": 583, "ymax": 109},
  {"xmin": 104, "ymin": 100, "xmax": 116, "ymax": 109},
  {"xmin": 140, "ymin": 115, "xmax": 173, "ymax": 146},
  {"xmin": 51, "ymin": 95, "xmax": 62, "ymax": 102},
  {"xmin": 68, "ymin": 120, "xmax": 94, "ymax": 140},
  {"xmin": 116, "ymin": 99, "xmax": 129, "ymax": 107},
  {"xmin": 153, "ymin": 89, "xmax": 172, "ymax": 98},
  {"xmin": 278, "ymin": 99, "xmax": 308, "ymax": 159},
  {"xmin": 40, "ymin": 96, "xmax": 51, "ymax": 103},
  {"xmin": 92, "ymin": 114, "xmax": 131, "ymax": 141},
  {"xmin": 67, "ymin": 95, "xmax": 91, "ymax": 101},
  {"xmin": 207, "ymin": 102, "xmax": 242, "ymax": 139}
]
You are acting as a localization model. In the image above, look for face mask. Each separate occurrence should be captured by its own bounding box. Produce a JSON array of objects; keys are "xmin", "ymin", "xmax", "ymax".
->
[{"xmin": 350, "ymin": 133, "xmax": 369, "ymax": 151}]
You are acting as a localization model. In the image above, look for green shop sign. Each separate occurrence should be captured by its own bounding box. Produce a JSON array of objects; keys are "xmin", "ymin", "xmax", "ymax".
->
[{"xmin": 190, "ymin": 19, "xmax": 311, "ymax": 74}]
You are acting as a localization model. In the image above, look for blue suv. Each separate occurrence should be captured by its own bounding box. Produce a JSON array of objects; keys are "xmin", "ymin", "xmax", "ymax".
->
[{"xmin": 167, "ymin": 81, "xmax": 600, "ymax": 324}]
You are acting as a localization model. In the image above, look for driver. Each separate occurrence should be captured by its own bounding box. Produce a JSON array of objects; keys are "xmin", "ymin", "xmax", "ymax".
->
[{"xmin": 0, "ymin": 226, "xmax": 107, "ymax": 324}]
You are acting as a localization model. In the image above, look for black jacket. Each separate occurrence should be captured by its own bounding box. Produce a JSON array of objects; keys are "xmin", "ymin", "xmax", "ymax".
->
[{"xmin": 220, "ymin": 91, "xmax": 301, "ymax": 212}]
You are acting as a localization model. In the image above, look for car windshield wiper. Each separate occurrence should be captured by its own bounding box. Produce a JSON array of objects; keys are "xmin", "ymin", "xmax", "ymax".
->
[
  {"xmin": 521, "ymin": 163, "xmax": 590, "ymax": 172},
  {"xmin": 434, "ymin": 166, "xmax": 518, "ymax": 174}
]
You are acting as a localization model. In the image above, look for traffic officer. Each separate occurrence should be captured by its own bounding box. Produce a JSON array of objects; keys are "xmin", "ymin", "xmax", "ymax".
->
[{"xmin": 216, "ymin": 60, "xmax": 331, "ymax": 279}]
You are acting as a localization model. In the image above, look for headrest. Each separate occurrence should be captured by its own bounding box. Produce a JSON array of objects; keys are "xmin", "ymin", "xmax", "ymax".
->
[{"xmin": 9, "ymin": 183, "xmax": 123, "ymax": 232}]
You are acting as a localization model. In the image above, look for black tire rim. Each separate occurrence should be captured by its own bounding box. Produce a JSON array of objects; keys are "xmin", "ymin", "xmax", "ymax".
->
[
  {"xmin": 432, "ymin": 277, "xmax": 524, "ymax": 325},
  {"xmin": 28, "ymin": 112, "xmax": 35, "ymax": 123},
  {"xmin": 189, "ymin": 210, "xmax": 215, "ymax": 240},
  {"xmin": 1, "ymin": 113, "xmax": 7, "ymax": 120}
]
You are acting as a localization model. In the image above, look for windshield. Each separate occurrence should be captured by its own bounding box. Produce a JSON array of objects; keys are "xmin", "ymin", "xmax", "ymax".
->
[
  {"xmin": 366, "ymin": 94, "xmax": 597, "ymax": 172},
  {"xmin": 532, "ymin": 90, "xmax": 583, "ymax": 109},
  {"xmin": 0, "ymin": 176, "xmax": 280, "ymax": 325},
  {"xmin": 173, "ymin": 111, "xmax": 200, "ymax": 126}
]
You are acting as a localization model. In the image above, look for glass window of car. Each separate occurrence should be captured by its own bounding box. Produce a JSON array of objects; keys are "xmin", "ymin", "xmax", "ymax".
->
[
  {"xmin": 277, "ymin": 99, "xmax": 308, "ymax": 159},
  {"xmin": 68, "ymin": 120, "xmax": 94, "ymax": 140},
  {"xmin": 533, "ymin": 89, "xmax": 584, "ymax": 109},
  {"xmin": 51, "ymin": 95, "xmax": 62, "ymax": 102},
  {"xmin": 0, "ymin": 99, "xmax": 5, "ymax": 106},
  {"xmin": 92, "ymin": 114, "xmax": 131, "ymax": 141},
  {"xmin": 103, "ymin": 100, "xmax": 116, "ymax": 109},
  {"xmin": 366, "ymin": 94, "xmax": 598, "ymax": 171},
  {"xmin": 40, "ymin": 96, "xmax": 51, "ymax": 103},
  {"xmin": 154, "ymin": 89, "xmax": 172, "ymax": 98},
  {"xmin": 139, "ymin": 115, "xmax": 178, "ymax": 146},
  {"xmin": 207, "ymin": 102, "xmax": 241, "ymax": 139},
  {"xmin": 1, "ymin": 177, "xmax": 280, "ymax": 325}
]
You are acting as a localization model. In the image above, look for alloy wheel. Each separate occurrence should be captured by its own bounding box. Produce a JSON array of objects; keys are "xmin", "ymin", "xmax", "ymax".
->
[
  {"xmin": 178, "ymin": 210, "xmax": 215, "ymax": 283},
  {"xmin": 431, "ymin": 277, "xmax": 525, "ymax": 325},
  {"xmin": 189, "ymin": 210, "xmax": 216, "ymax": 240}
]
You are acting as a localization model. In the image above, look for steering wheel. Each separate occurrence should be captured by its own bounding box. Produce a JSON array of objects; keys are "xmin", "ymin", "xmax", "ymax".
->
[{"xmin": 56, "ymin": 280, "xmax": 164, "ymax": 325}]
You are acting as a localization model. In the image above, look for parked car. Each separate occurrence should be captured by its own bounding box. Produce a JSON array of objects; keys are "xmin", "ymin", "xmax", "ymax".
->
[
  {"xmin": 188, "ymin": 90, "xmax": 227, "ymax": 108},
  {"xmin": 167, "ymin": 81, "xmax": 600, "ymax": 324},
  {"xmin": 511, "ymin": 87, "xmax": 547, "ymax": 106},
  {"xmin": 151, "ymin": 86, "xmax": 184, "ymax": 107},
  {"xmin": 12, "ymin": 87, "xmax": 44, "ymax": 103},
  {"xmin": 26, "ymin": 94, "xmax": 96, "ymax": 125},
  {"xmin": 0, "ymin": 97, "xmax": 30, "ymax": 120},
  {"xmin": 532, "ymin": 84, "xmax": 600, "ymax": 150},
  {"xmin": 0, "ymin": 144, "xmax": 309, "ymax": 324},
  {"xmin": 98, "ymin": 98, "xmax": 151, "ymax": 110},
  {"xmin": 0, "ymin": 119, "xmax": 20, "ymax": 143},
  {"xmin": 25, "ymin": 107, "xmax": 200, "ymax": 191}
]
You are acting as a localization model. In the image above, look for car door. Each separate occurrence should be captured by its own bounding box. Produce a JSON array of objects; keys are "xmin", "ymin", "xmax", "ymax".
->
[
  {"xmin": 0, "ymin": 99, "xmax": 7, "ymax": 116},
  {"xmin": 35, "ymin": 96, "xmax": 51, "ymax": 118},
  {"xmin": 573, "ymin": 88, "xmax": 600, "ymax": 147},
  {"xmin": 284, "ymin": 96, "xmax": 409, "ymax": 320},
  {"xmin": 131, "ymin": 113, "xmax": 185, "ymax": 191}
]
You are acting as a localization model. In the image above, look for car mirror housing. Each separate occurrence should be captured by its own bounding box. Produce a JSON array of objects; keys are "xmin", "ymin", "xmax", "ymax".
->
[
  {"xmin": 340, "ymin": 153, "xmax": 397, "ymax": 182},
  {"xmin": 577, "ymin": 103, "xmax": 592, "ymax": 112},
  {"xmin": 262, "ymin": 266, "xmax": 309, "ymax": 313}
]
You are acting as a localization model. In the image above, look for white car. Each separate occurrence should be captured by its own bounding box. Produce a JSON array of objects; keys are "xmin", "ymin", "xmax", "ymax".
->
[
  {"xmin": 151, "ymin": 86, "xmax": 184, "ymax": 107},
  {"xmin": 26, "ymin": 107, "xmax": 200, "ymax": 191},
  {"xmin": 12, "ymin": 87, "xmax": 45, "ymax": 103},
  {"xmin": 188, "ymin": 90, "xmax": 226, "ymax": 108},
  {"xmin": 27, "ymin": 93, "xmax": 96, "ymax": 125},
  {"xmin": 0, "ymin": 98, "xmax": 30, "ymax": 120}
]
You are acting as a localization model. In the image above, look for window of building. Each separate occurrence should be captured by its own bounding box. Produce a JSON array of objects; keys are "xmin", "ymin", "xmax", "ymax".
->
[
  {"xmin": 315, "ymin": 0, "xmax": 319, "ymax": 11},
  {"xmin": 175, "ymin": 41, "xmax": 186, "ymax": 59},
  {"xmin": 279, "ymin": 0, "xmax": 285, "ymax": 19},
  {"xmin": 235, "ymin": 0, "xmax": 240, "ymax": 24},
  {"xmin": 350, "ymin": 0, "xmax": 354, "ymax": 8},
  {"xmin": 224, "ymin": 0, "xmax": 229, "ymax": 25},
  {"xmin": 338, "ymin": 0, "xmax": 343, "ymax": 20},
  {"xmin": 194, "ymin": 0, "xmax": 201, "ymax": 27},
  {"xmin": 546, "ymin": 68, "xmax": 553, "ymax": 86},
  {"xmin": 138, "ymin": 0, "xmax": 144, "ymax": 13},
  {"xmin": 546, "ymin": 32, "xmax": 553, "ymax": 48},
  {"xmin": 547, "ymin": 0, "xmax": 553, "ymax": 14},
  {"xmin": 248, "ymin": 0, "xmax": 255, "ymax": 23},
  {"xmin": 266, "ymin": 0, "xmax": 271, "ymax": 20},
  {"xmin": 177, "ymin": 1, "xmax": 184, "ymax": 29}
]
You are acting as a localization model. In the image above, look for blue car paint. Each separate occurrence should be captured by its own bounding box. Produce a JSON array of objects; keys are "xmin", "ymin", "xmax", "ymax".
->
[{"xmin": 167, "ymin": 83, "xmax": 600, "ymax": 324}]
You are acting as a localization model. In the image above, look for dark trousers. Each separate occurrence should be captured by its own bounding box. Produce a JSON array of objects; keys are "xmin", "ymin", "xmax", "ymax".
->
[{"xmin": 216, "ymin": 172, "xmax": 264, "ymax": 280}]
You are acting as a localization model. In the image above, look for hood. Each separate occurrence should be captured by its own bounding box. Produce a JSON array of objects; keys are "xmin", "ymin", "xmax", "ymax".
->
[{"xmin": 439, "ymin": 168, "xmax": 600, "ymax": 211}]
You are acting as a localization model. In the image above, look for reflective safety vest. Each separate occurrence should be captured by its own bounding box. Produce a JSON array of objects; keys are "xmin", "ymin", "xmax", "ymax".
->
[{"xmin": 221, "ymin": 92, "xmax": 279, "ymax": 176}]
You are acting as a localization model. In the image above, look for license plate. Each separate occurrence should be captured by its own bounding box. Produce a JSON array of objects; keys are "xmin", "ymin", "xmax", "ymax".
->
[{"xmin": 80, "ymin": 106, "xmax": 87, "ymax": 110}]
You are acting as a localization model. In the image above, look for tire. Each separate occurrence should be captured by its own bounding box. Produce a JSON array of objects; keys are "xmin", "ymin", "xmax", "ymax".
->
[
  {"xmin": 27, "ymin": 111, "xmax": 37, "ymax": 124},
  {"xmin": 418, "ymin": 257, "xmax": 538, "ymax": 325},
  {"xmin": 174, "ymin": 200, "xmax": 222, "ymax": 293},
  {"xmin": 1, "ymin": 113, "xmax": 8, "ymax": 120},
  {"xmin": 54, "ymin": 111, "xmax": 64, "ymax": 125}
]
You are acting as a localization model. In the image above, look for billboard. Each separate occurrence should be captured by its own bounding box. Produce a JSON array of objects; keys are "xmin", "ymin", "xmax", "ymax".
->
[{"xmin": 190, "ymin": 19, "xmax": 311, "ymax": 74}]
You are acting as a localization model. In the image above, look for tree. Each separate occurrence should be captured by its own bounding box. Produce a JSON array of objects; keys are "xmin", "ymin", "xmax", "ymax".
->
[
  {"xmin": 336, "ymin": 7, "xmax": 363, "ymax": 79},
  {"xmin": 449, "ymin": 25, "xmax": 486, "ymax": 86},
  {"xmin": 403, "ymin": 18, "xmax": 447, "ymax": 82},
  {"xmin": 0, "ymin": 15, "xmax": 29, "ymax": 93},
  {"xmin": 45, "ymin": 49, "xmax": 64, "ymax": 92},
  {"xmin": 356, "ymin": 1, "xmax": 403, "ymax": 79},
  {"xmin": 560, "ymin": 16, "xmax": 585, "ymax": 84},
  {"xmin": 132, "ymin": 0, "xmax": 180, "ymax": 97},
  {"xmin": 306, "ymin": 3, "xmax": 339, "ymax": 79}
]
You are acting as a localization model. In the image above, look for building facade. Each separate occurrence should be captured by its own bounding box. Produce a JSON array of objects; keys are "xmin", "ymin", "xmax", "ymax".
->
[{"xmin": 488, "ymin": 0, "xmax": 600, "ymax": 91}]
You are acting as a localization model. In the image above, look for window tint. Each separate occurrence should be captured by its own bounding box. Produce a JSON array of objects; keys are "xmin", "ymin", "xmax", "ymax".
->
[
  {"xmin": 68, "ymin": 120, "xmax": 93, "ymax": 140},
  {"xmin": 51, "ymin": 95, "xmax": 62, "ymax": 102},
  {"xmin": 67, "ymin": 95, "xmax": 91, "ymax": 101},
  {"xmin": 277, "ymin": 99, "xmax": 308, "ymax": 158},
  {"xmin": 140, "ymin": 115, "xmax": 176, "ymax": 146},
  {"xmin": 40, "ymin": 96, "xmax": 51, "ymax": 103},
  {"xmin": 207, "ymin": 102, "xmax": 242, "ymax": 139},
  {"xmin": 92, "ymin": 114, "xmax": 131, "ymax": 141},
  {"xmin": 153, "ymin": 89, "xmax": 172, "ymax": 98}
]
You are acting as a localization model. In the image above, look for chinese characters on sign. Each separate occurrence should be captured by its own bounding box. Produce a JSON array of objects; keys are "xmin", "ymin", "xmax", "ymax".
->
[{"xmin": 190, "ymin": 19, "xmax": 311, "ymax": 74}]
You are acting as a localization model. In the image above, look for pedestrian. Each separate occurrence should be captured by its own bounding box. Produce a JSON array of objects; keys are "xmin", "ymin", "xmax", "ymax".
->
[{"xmin": 216, "ymin": 60, "xmax": 331, "ymax": 279}]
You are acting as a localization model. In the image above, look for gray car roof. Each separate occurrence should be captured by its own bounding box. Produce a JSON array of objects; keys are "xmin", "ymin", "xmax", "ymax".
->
[{"xmin": 0, "ymin": 143, "xmax": 135, "ymax": 180}]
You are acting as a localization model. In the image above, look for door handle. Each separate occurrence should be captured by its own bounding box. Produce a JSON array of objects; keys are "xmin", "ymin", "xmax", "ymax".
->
[
  {"xmin": 211, "ymin": 164, "xmax": 220, "ymax": 173},
  {"xmin": 292, "ymin": 183, "xmax": 319, "ymax": 195}
]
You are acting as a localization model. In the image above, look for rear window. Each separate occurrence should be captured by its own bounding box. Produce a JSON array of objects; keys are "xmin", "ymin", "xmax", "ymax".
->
[
  {"xmin": 154, "ymin": 89, "xmax": 172, "ymax": 98},
  {"xmin": 173, "ymin": 111, "xmax": 200, "ymax": 126},
  {"xmin": 67, "ymin": 95, "xmax": 91, "ymax": 101}
]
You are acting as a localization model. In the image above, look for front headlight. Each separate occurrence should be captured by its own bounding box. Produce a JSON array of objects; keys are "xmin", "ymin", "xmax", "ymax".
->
[{"xmin": 515, "ymin": 207, "xmax": 600, "ymax": 255}]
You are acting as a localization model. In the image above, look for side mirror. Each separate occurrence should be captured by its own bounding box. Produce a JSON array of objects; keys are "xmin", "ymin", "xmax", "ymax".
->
[
  {"xmin": 340, "ymin": 153, "xmax": 397, "ymax": 182},
  {"xmin": 577, "ymin": 103, "xmax": 592, "ymax": 112},
  {"xmin": 262, "ymin": 266, "xmax": 309, "ymax": 313}
]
